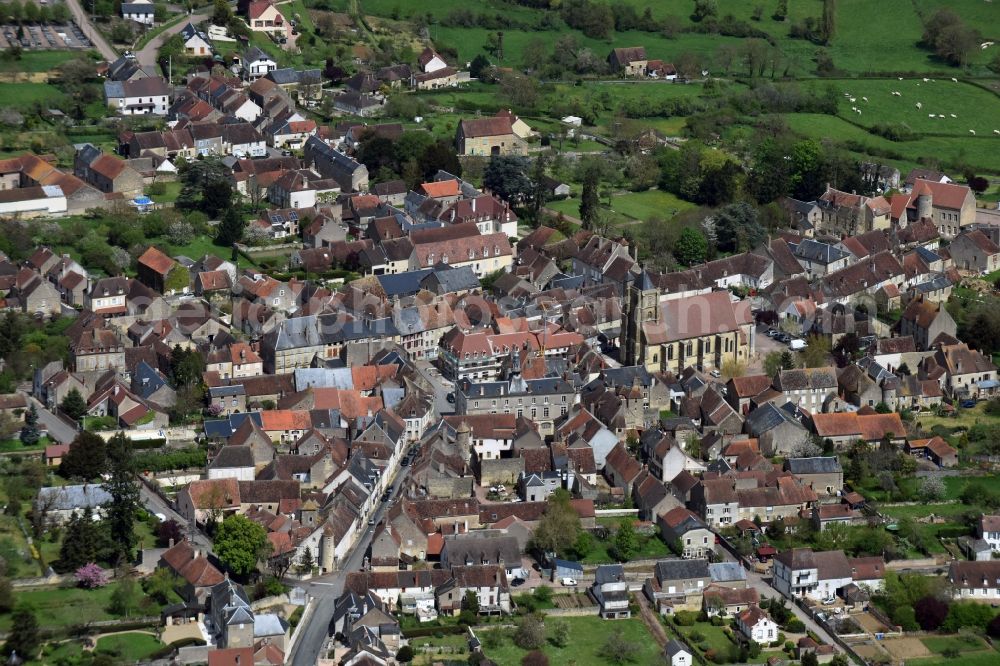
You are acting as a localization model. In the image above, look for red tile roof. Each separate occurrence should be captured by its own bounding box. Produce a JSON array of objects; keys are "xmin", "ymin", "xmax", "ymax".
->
[{"xmin": 137, "ymin": 246, "xmax": 176, "ymax": 275}]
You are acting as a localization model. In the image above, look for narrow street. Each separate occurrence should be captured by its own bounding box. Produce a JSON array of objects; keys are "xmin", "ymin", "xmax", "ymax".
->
[
  {"xmin": 24, "ymin": 395, "xmax": 77, "ymax": 444},
  {"xmin": 136, "ymin": 10, "xmax": 211, "ymax": 71},
  {"xmin": 63, "ymin": 0, "xmax": 117, "ymax": 61},
  {"xmin": 289, "ymin": 456, "xmax": 414, "ymax": 665}
]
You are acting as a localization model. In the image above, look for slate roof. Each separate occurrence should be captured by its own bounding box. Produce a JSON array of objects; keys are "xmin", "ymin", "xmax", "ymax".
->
[
  {"xmin": 785, "ymin": 457, "xmax": 842, "ymax": 475},
  {"xmin": 654, "ymin": 558, "xmax": 710, "ymax": 582}
]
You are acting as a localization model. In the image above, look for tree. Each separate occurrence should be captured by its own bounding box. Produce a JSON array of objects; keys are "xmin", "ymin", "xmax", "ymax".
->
[
  {"xmin": 170, "ymin": 345, "xmax": 205, "ymax": 387},
  {"xmin": 297, "ymin": 546, "xmax": 315, "ymax": 574},
  {"xmin": 764, "ymin": 351, "xmax": 786, "ymax": 377},
  {"xmin": 143, "ymin": 566, "xmax": 179, "ymax": 605},
  {"xmin": 800, "ymin": 335, "xmax": 831, "ymax": 368},
  {"xmin": 673, "ymin": 227, "xmax": 708, "ymax": 266},
  {"xmin": 712, "ymin": 202, "xmax": 767, "ymax": 254},
  {"xmin": 599, "ymin": 629, "xmax": 641, "ymax": 664},
  {"xmin": 109, "ymin": 575, "xmax": 142, "ymax": 617},
  {"xmin": 942, "ymin": 600, "xmax": 994, "ymax": 632},
  {"xmin": 522, "ymin": 651, "xmax": 549, "ymax": 666},
  {"xmin": 75, "ymin": 563, "xmax": 109, "ymax": 589},
  {"xmin": 987, "ymin": 613, "xmax": 1000, "ymax": 639},
  {"xmin": 483, "ymin": 155, "xmax": 533, "ymax": 203},
  {"xmin": 215, "ymin": 514, "xmax": 270, "ymax": 576},
  {"xmin": 59, "ymin": 387, "xmax": 87, "ymax": 420},
  {"xmin": 801, "ymin": 651, "xmax": 819, "ymax": 666},
  {"xmin": 103, "ymin": 433, "xmax": 141, "ymax": 564},
  {"xmin": 914, "ymin": 596, "xmax": 949, "ymax": 631},
  {"xmin": 529, "ymin": 152, "xmax": 549, "ymax": 222},
  {"xmin": 691, "ymin": 0, "xmax": 717, "ymax": 22},
  {"xmin": 462, "ymin": 589, "xmax": 480, "ymax": 614},
  {"xmin": 579, "ymin": 167, "xmax": 600, "ymax": 230},
  {"xmin": 612, "ymin": 518, "xmax": 639, "ymax": 561},
  {"xmin": 212, "ymin": 0, "xmax": 232, "ymax": 25},
  {"xmin": 918, "ymin": 476, "xmax": 945, "ymax": 502},
  {"xmin": 922, "ymin": 9, "xmax": 980, "ymax": 67},
  {"xmin": 514, "ymin": 613, "xmax": 546, "ymax": 649},
  {"xmin": 531, "ymin": 489, "xmax": 581, "ymax": 557},
  {"xmin": 469, "ymin": 54, "xmax": 491, "ymax": 79},
  {"xmin": 59, "ymin": 431, "xmax": 108, "ymax": 481},
  {"xmin": 549, "ymin": 619, "xmax": 569, "ymax": 647},
  {"xmin": 58, "ymin": 509, "xmax": 112, "ymax": 571},
  {"xmin": 5, "ymin": 606, "xmax": 39, "ymax": 659},
  {"xmin": 156, "ymin": 519, "xmax": 184, "ymax": 547},
  {"xmin": 396, "ymin": 645, "xmax": 415, "ymax": 662},
  {"xmin": 820, "ymin": 0, "xmax": 836, "ymax": 43},
  {"xmin": 418, "ymin": 140, "xmax": 462, "ymax": 182},
  {"xmin": 19, "ymin": 404, "xmax": 40, "ymax": 446},
  {"xmin": 969, "ymin": 176, "xmax": 989, "ymax": 195}
]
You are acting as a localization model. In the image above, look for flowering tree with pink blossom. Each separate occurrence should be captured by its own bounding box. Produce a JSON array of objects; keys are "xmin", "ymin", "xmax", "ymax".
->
[{"xmin": 75, "ymin": 563, "xmax": 109, "ymax": 589}]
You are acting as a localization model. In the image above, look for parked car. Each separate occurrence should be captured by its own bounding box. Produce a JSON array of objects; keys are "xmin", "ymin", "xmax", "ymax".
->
[
  {"xmin": 511, "ymin": 578, "xmax": 526, "ymax": 587},
  {"xmin": 561, "ymin": 578, "xmax": 577, "ymax": 586},
  {"xmin": 446, "ymin": 392, "xmax": 455, "ymax": 403},
  {"xmin": 822, "ymin": 596, "xmax": 836, "ymax": 605},
  {"xmin": 960, "ymin": 399, "xmax": 977, "ymax": 408}
]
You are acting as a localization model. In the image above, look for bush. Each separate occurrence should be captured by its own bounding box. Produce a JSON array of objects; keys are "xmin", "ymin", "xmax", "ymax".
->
[
  {"xmin": 147, "ymin": 181, "xmax": 166, "ymax": 196},
  {"xmin": 785, "ymin": 618, "xmax": 805, "ymax": 633},
  {"xmin": 674, "ymin": 610, "xmax": 700, "ymax": 626},
  {"xmin": 710, "ymin": 614, "xmax": 724, "ymax": 625},
  {"xmin": 689, "ymin": 630, "xmax": 705, "ymax": 642},
  {"xmin": 396, "ymin": 645, "xmax": 414, "ymax": 662}
]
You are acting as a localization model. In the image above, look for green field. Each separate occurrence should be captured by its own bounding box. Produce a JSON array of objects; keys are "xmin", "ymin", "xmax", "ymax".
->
[
  {"xmin": 0, "ymin": 50, "xmax": 84, "ymax": 73},
  {"xmin": 484, "ymin": 615, "xmax": 662, "ymax": 666},
  {"xmin": 351, "ymin": 0, "xmax": 996, "ymax": 74},
  {"xmin": 677, "ymin": 620, "xmax": 735, "ymax": 657},
  {"xmin": 3, "ymin": 82, "xmax": 65, "ymax": 110},
  {"xmin": 799, "ymin": 78, "xmax": 1000, "ymax": 136},
  {"xmin": 781, "ymin": 113, "xmax": 1000, "ymax": 174}
]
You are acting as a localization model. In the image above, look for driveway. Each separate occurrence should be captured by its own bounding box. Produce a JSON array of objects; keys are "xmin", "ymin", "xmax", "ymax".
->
[
  {"xmin": 63, "ymin": 0, "xmax": 117, "ymax": 61},
  {"xmin": 136, "ymin": 10, "xmax": 211, "ymax": 71}
]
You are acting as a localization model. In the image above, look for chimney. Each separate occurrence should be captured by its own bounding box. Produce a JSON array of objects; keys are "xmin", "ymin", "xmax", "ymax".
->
[
  {"xmin": 472, "ymin": 197, "xmax": 477, "ymax": 213},
  {"xmin": 168, "ymin": 538, "xmax": 175, "ymax": 548}
]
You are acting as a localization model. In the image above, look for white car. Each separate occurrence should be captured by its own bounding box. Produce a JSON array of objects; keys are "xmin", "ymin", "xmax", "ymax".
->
[
  {"xmin": 822, "ymin": 596, "xmax": 836, "ymax": 605},
  {"xmin": 561, "ymin": 578, "xmax": 577, "ymax": 586}
]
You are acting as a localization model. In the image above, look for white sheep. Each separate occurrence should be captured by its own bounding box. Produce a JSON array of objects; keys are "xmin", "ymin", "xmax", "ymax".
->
[
  {"xmin": 993, "ymin": 130, "xmax": 1000, "ymax": 135},
  {"xmin": 929, "ymin": 113, "xmax": 935, "ymax": 117},
  {"xmin": 898, "ymin": 76, "xmax": 904, "ymax": 80},
  {"xmin": 950, "ymin": 114, "xmax": 957, "ymax": 118},
  {"xmin": 938, "ymin": 114, "xmax": 945, "ymax": 118},
  {"xmin": 849, "ymin": 97, "xmax": 856, "ymax": 103},
  {"xmin": 916, "ymin": 102, "xmax": 922, "ymax": 109},
  {"xmin": 952, "ymin": 77, "xmax": 958, "ymax": 82},
  {"xmin": 923, "ymin": 77, "xmax": 929, "ymax": 82},
  {"xmin": 970, "ymin": 129, "xmax": 976, "ymax": 135},
  {"xmin": 862, "ymin": 96, "xmax": 868, "ymax": 102},
  {"xmin": 856, "ymin": 109, "xmax": 862, "ymax": 115}
]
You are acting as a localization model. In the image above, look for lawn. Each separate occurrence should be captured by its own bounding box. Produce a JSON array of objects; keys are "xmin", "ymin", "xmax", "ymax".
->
[
  {"xmin": 408, "ymin": 633, "xmax": 470, "ymax": 665},
  {"xmin": 149, "ymin": 181, "xmax": 182, "ymax": 204},
  {"xmin": 796, "ymin": 78, "xmax": 1000, "ymax": 136},
  {"xmin": 912, "ymin": 402, "xmax": 1000, "ymax": 431},
  {"xmin": 2, "ymin": 82, "xmax": 65, "ymax": 110},
  {"xmin": 581, "ymin": 526, "xmax": 671, "ymax": 564},
  {"xmin": 922, "ymin": 634, "xmax": 990, "ymax": 655},
  {"xmin": 677, "ymin": 620, "xmax": 736, "ymax": 657},
  {"xmin": 0, "ymin": 435, "xmax": 51, "ymax": 453},
  {"xmin": 910, "ymin": 654, "xmax": 1000, "ymax": 666},
  {"xmin": 0, "ymin": 50, "xmax": 83, "ymax": 73},
  {"xmin": 95, "ymin": 632, "xmax": 166, "ymax": 662},
  {"xmin": 610, "ymin": 189, "xmax": 696, "ymax": 222},
  {"xmin": 484, "ymin": 615, "xmax": 662, "ymax": 666},
  {"xmin": 0, "ymin": 584, "xmax": 122, "ymax": 630}
]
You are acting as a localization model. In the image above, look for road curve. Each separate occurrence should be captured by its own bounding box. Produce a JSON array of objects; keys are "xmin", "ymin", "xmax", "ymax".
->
[
  {"xmin": 63, "ymin": 0, "xmax": 118, "ymax": 61},
  {"xmin": 137, "ymin": 10, "xmax": 211, "ymax": 72}
]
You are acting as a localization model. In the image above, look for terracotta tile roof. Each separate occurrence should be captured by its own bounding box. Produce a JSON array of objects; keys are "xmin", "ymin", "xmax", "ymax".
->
[
  {"xmin": 185, "ymin": 478, "xmax": 240, "ymax": 509},
  {"xmin": 137, "ymin": 246, "xmax": 176, "ymax": 275},
  {"xmin": 459, "ymin": 116, "xmax": 514, "ymax": 138},
  {"xmin": 849, "ymin": 556, "xmax": 885, "ymax": 580},
  {"xmin": 419, "ymin": 179, "xmax": 460, "ymax": 198},
  {"xmin": 259, "ymin": 409, "xmax": 313, "ymax": 432},
  {"xmin": 643, "ymin": 291, "xmax": 752, "ymax": 344}
]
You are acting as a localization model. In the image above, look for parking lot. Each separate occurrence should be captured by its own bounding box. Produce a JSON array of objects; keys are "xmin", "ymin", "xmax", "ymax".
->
[{"xmin": 0, "ymin": 22, "xmax": 92, "ymax": 50}]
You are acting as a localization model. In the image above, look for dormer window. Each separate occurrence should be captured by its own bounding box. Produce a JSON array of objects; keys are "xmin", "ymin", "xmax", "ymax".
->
[
  {"xmin": 442, "ymin": 254, "xmax": 448, "ymax": 264},
  {"xmin": 494, "ymin": 245, "xmax": 500, "ymax": 256}
]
